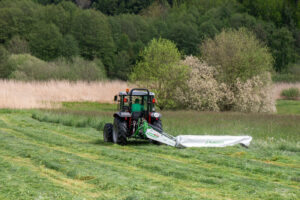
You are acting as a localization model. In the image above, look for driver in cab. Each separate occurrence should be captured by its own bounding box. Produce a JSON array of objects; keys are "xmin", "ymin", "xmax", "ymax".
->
[{"xmin": 132, "ymin": 98, "xmax": 144, "ymax": 112}]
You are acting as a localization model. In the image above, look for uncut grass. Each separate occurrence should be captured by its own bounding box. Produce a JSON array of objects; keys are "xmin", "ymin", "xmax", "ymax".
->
[
  {"xmin": 0, "ymin": 110, "xmax": 299, "ymax": 199},
  {"xmin": 276, "ymin": 100, "xmax": 300, "ymax": 115}
]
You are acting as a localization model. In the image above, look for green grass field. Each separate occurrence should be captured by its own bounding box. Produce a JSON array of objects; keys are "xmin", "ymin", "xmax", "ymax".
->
[
  {"xmin": 276, "ymin": 100, "xmax": 300, "ymax": 115},
  {"xmin": 0, "ymin": 101, "xmax": 299, "ymax": 199}
]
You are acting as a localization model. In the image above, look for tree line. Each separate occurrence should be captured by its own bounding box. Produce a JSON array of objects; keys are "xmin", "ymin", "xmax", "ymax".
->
[{"xmin": 0, "ymin": 0, "xmax": 299, "ymax": 80}]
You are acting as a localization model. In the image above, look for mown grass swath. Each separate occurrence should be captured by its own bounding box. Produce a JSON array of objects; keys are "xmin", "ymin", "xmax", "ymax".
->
[
  {"xmin": 0, "ymin": 102, "xmax": 299, "ymax": 199},
  {"xmin": 32, "ymin": 111, "xmax": 106, "ymax": 130}
]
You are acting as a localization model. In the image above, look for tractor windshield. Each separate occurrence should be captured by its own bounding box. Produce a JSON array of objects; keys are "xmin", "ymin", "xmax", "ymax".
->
[{"xmin": 116, "ymin": 89, "xmax": 155, "ymax": 113}]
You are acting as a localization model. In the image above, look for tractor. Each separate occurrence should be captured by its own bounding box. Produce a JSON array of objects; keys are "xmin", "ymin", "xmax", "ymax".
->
[
  {"xmin": 103, "ymin": 88, "xmax": 163, "ymax": 145},
  {"xmin": 103, "ymin": 88, "xmax": 253, "ymax": 148}
]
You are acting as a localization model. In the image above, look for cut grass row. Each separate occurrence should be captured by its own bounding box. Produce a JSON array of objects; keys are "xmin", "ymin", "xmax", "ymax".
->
[{"xmin": 32, "ymin": 111, "xmax": 106, "ymax": 131}]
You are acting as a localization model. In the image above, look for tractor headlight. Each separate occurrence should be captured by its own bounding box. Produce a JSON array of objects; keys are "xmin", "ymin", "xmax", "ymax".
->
[{"xmin": 153, "ymin": 113, "xmax": 159, "ymax": 118}]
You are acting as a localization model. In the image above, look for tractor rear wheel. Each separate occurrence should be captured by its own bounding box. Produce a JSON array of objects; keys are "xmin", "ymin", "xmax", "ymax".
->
[
  {"xmin": 151, "ymin": 120, "xmax": 163, "ymax": 145},
  {"xmin": 103, "ymin": 123, "xmax": 113, "ymax": 142},
  {"xmin": 113, "ymin": 118, "xmax": 127, "ymax": 145},
  {"xmin": 152, "ymin": 120, "xmax": 163, "ymax": 131}
]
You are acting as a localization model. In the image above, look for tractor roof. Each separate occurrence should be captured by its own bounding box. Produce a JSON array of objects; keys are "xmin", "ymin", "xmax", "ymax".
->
[{"xmin": 119, "ymin": 91, "xmax": 155, "ymax": 96}]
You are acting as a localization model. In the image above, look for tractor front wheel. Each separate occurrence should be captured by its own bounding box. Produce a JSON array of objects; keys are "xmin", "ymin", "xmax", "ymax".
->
[
  {"xmin": 113, "ymin": 118, "xmax": 127, "ymax": 145},
  {"xmin": 103, "ymin": 123, "xmax": 113, "ymax": 142}
]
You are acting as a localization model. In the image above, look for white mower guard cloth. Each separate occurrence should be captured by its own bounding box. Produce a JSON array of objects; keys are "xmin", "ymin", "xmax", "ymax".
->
[
  {"xmin": 145, "ymin": 127, "xmax": 252, "ymax": 148},
  {"xmin": 175, "ymin": 135, "xmax": 252, "ymax": 148},
  {"xmin": 145, "ymin": 129, "xmax": 177, "ymax": 147}
]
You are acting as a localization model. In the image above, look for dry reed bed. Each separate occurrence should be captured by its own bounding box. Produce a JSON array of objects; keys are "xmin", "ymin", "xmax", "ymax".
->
[
  {"xmin": 0, "ymin": 80, "xmax": 299, "ymax": 109},
  {"xmin": 0, "ymin": 80, "xmax": 129, "ymax": 109},
  {"xmin": 272, "ymin": 82, "xmax": 300, "ymax": 100}
]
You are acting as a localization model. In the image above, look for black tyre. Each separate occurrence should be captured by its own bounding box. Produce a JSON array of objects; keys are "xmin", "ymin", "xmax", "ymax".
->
[
  {"xmin": 113, "ymin": 118, "xmax": 127, "ymax": 145},
  {"xmin": 151, "ymin": 120, "xmax": 163, "ymax": 145},
  {"xmin": 103, "ymin": 123, "xmax": 113, "ymax": 142},
  {"xmin": 152, "ymin": 119, "xmax": 163, "ymax": 131}
]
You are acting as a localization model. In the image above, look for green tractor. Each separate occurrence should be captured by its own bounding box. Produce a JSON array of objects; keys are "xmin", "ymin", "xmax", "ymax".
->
[{"xmin": 103, "ymin": 88, "xmax": 167, "ymax": 145}]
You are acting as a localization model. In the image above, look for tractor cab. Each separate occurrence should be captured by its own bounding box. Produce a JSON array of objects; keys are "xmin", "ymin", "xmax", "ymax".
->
[
  {"xmin": 114, "ymin": 88, "xmax": 157, "ymax": 121},
  {"xmin": 103, "ymin": 88, "xmax": 162, "ymax": 145}
]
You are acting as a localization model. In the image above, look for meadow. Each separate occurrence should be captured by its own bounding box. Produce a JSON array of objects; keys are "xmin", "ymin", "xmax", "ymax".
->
[{"xmin": 0, "ymin": 102, "xmax": 299, "ymax": 200}]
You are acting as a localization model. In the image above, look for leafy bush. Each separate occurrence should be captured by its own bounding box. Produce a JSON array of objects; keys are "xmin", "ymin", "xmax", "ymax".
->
[
  {"xmin": 233, "ymin": 73, "xmax": 276, "ymax": 112},
  {"xmin": 9, "ymin": 54, "xmax": 107, "ymax": 81},
  {"xmin": 281, "ymin": 88, "xmax": 300, "ymax": 100},
  {"xmin": 130, "ymin": 38, "xmax": 189, "ymax": 110},
  {"xmin": 176, "ymin": 56, "xmax": 233, "ymax": 111},
  {"xmin": 178, "ymin": 56, "xmax": 276, "ymax": 113},
  {"xmin": 201, "ymin": 28, "xmax": 273, "ymax": 85}
]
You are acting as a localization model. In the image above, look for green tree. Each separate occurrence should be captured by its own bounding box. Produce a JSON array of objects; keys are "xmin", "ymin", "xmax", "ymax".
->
[
  {"xmin": 40, "ymin": 3, "xmax": 71, "ymax": 35},
  {"xmin": 201, "ymin": 28, "xmax": 273, "ymax": 85},
  {"xmin": 116, "ymin": 34, "xmax": 132, "ymax": 52},
  {"xmin": 92, "ymin": 0, "xmax": 155, "ymax": 15},
  {"xmin": 238, "ymin": 0, "xmax": 284, "ymax": 25},
  {"xmin": 59, "ymin": 34, "xmax": 79, "ymax": 59},
  {"xmin": 199, "ymin": 21, "xmax": 219, "ymax": 39},
  {"xmin": 72, "ymin": 9, "xmax": 115, "ymax": 71},
  {"xmin": 0, "ymin": 0, "xmax": 39, "ymax": 43},
  {"xmin": 0, "ymin": 0, "xmax": 41, "ymax": 42},
  {"xmin": 0, "ymin": 46, "xmax": 15, "ymax": 78},
  {"xmin": 111, "ymin": 51, "xmax": 131, "ymax": 80},
  {"xmin": 6, "ymin": 35, "xmax": 30, "ymax": 54},
  {"xmin": 269, "ymin": 27, "xmax": 295, "ymax": 72},
  {"xmin": 229, "ymin": 13, "xmax": 256, "ymax": 29},
  {"xmin": 164, "ymin": 21, "xmax": 200, "ymax": 55},
  {"xmin": 238, "ymin": 0, "xmax": 299, "ymax": 28},
  {"xmin": 130, "ymin": 38, "xmax": 189, "ymax": 110},
  {"xmin": 28, "ymin": 22, "xmax": 63, "ymax": 61},
  {"xmin": 110, "ymin": 34, "xmax": 134, "ymax": 79},
  {"xmin": 109, "ymin": 14, "xmax": 156, "ymax": 44}
]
